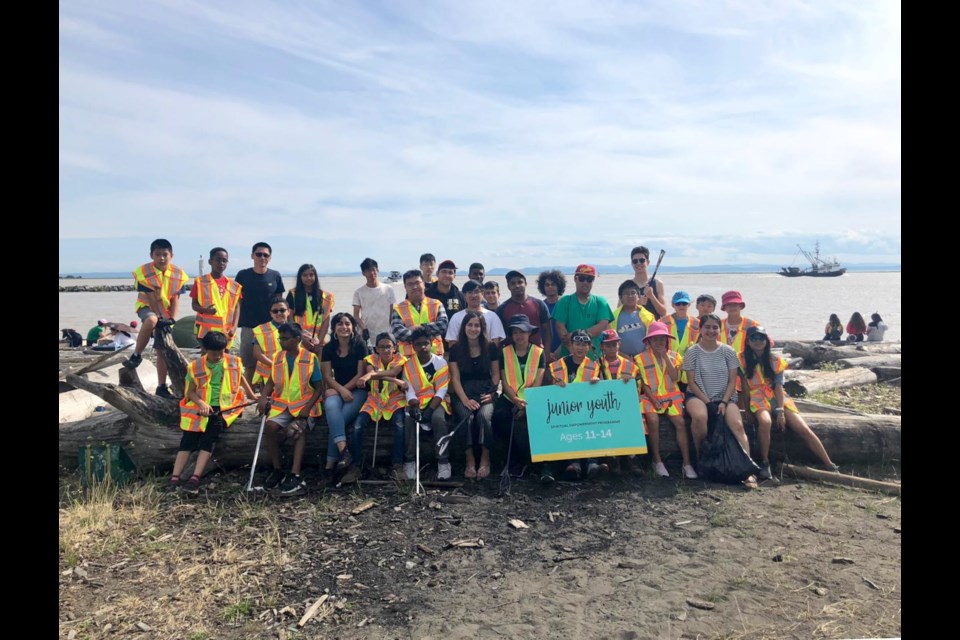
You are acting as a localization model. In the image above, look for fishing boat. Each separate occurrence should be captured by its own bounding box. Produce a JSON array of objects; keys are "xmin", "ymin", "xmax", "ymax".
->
[
  {"xmin": 779, "ymin": 243, "xmax": 847, "ymax": 278},
  {"xmin": 386, "ymin": 270, "xmax": 402, "ymax": 283}
]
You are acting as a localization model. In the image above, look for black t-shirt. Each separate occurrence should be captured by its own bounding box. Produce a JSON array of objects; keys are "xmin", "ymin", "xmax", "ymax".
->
[
  {"xmin": 235, "ymin": 268, "xmax": 285, "ymax": 328},
  {"xmin": 425, "ymin": 282, "xmax": 466, "ymax": 315},
  {"xmin": 562, "ymin": 355, "xmax": 581, "ymax": 383},
  {"xmin": 451, "ymin": 342, "xmax": 499, "ymax": 399},
  {"xmin": 321, "ymin": 341, "xmax": 368, "ymax": 386}
]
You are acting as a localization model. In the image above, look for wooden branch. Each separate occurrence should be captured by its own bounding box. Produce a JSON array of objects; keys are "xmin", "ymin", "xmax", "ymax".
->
[
  {"xmin": 837, "ymin": 354, "xmax": 902, "ymax": 369},
  {"xmin": 783, "ymin": 367, "xmax": 877, "ymax": 397},
  {"xmin": 65, "ymin": 374, "xmax": 178, "ymax": 426},
  {"xmin": 781, "ymin": 341, "xmax": 901, "ymax": 365},
  {"xmin": 780, "ymin": 463, "xmax": 901, "ymax": 496},
  {"xmin": 153, "ymin": 326, "xmax": 189, "ymax": 396},
  {"xmin": 59, "ymin": 345, "xmax": 132, "ymax": 381}
]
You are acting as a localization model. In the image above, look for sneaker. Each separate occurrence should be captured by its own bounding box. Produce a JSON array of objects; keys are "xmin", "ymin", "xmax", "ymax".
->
[
  {"xmin": 336, "ymin": 448, "xmax": 353, "ymax": 471},
  {"xmin": 587, "ymin": 462, "xmax": 609, "ymax": 478},
  {"xmin": 262, "ymin": 468, "xmax": 284, "ymax": 490},
  {"xmin": 437, "ymin": 462, "xmax": 452, "ymax": 480},
  {"xmin": 403, "ymin": 462, "xmax": 417, "ymax": 481},
  {"xmin": 824, "ymin": 463, "xmax": 841, "ymax": 473},
  {"xmin": 653, "ymin": 461, "xmax": 670, "ymax": 478},
  {"xmin": 682, "ymin": 465, "xmax": 699, "ymax": 479},
  {"xmin": 162, "ymin": 478, "xmax": 180, "ymax": 493},
  {"xmin": 182, "ymin": 476, "xmax": 201, "ymax": 495},
  {"xmin": 122, "ymin": 353, "xmax": 143, "ymax": 369},
  {"xmin": 156, "ymin": 384, "xmax": 175, "ymax": 399},
  {"xmin": 339, "ymin": 465, "xmax": 361, "ymax": 485},
  {"xmin": 539, "ymin": 466, "xmax": 555, "ymax": 485},
  {"xmin": 757, "ymin": 462, "xmax": 773, "ymax": 482},
  {"xmin": 392, "ymin": 464, "xmax": 406, "ymax": 481},
  {"xmin": 279, "ymin": 474, "xmax": 306, "ymax": 496}
]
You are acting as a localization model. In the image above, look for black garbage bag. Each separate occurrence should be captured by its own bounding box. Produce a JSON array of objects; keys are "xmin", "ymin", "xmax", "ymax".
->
[{"xmin": 698, "ymin": 404, "xmax": 760, "ymax": 484}]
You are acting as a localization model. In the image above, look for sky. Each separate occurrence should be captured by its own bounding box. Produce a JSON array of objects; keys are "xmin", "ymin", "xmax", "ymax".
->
[{"xmin": 59, "ymin": 0, "xmax": 901, "ymax": 275}]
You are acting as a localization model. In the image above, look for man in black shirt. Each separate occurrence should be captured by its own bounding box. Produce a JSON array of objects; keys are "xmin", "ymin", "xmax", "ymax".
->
[
  {"xmin": 425, "ymin": 259, "xmax": 465, "ymax": 316},
  {"xmin": 235, "ymin": 241, "xmax": 285, "ymax": 384}
]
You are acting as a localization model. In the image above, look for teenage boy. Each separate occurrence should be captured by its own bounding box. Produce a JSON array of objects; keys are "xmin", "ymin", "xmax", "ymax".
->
[
  {"xmin": 352, "ymin": 257, "xmax": 397, "ymax": 346},
  {"xmin": 629, "ymin": 246, "xmax": 666, "ymax": 318},
  {"xmin": 551, "ymin": 264, "xmax": 614, "ymax": 359},
  {"xmin": 612, "ymin": 280, "xmax": 656, "ymax": 357},
  {"xmin": 255, "ymin": 323, "xmax": 324, "ymax": 496},
  {"xmin": 425, "ymin": 259, "xmax": 466, "ymax": 315},
  {"xmin": 468, "ymin": 263, "xmax": 485, "ymax": 283},
  {"xmin": 719, "ymin": 290, "xmax": 760, "ymax": 355},
  {"xmin": 191, "ymin": 248, "xmax": 242, "ymax": 346},
  {"xmin": 419, "ymin": 253, "xmax": 438, "ymax": 284},
  {"xmin": 123, "ymin": 238, "xmax": 190, "ymax": 398},
  {"xmin": 236, "ymin": 242, "xmax": 285, "ymax": 385},
  {"xmin": 403, "ymin": 327, "xmax": 453, "ymax": 481},
  {"xmin": 446, "ymin": 280, "xmax": 506, "ymax": 347},
  {"xmin": 482, "ymin": 281, "xmax": 500, "ymax": 310},
  {"xmin": 252, "ymin": 298, "xmax": 290, "ymax": 384},
  {"xmin": 496, "ymin": 270, "xmax": 552, "ymax": 349},
  {"xmin": 168, "ymin": 331, "xmax": 258, "ymax": 493},
  {"xmin": 696, "ymin": 294, "xmax": 717, "ymax": 318},
  {"xmin": 660, "ymin": 291, "xmax": 699, "ymax": 390},
  {"xmin": 391, "ymin": 270, "xmax": 448, "ymax": 357}
]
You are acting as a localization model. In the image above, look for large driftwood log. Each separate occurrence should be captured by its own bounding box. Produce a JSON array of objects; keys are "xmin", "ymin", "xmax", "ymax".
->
[
  {"xmin": 781, "ymin": 340, "xmax": 901, "ymax": 365},
  {"xmin": 837, "ymin": 354, "xmax": 902, "ymax": 369},
  {"xmin": 783, "ymin": 367, "xmax": 877, "ymax": 397},
  {"xmin": 872, "ymin": 366, "xmax": 901, "ymax": 382}
]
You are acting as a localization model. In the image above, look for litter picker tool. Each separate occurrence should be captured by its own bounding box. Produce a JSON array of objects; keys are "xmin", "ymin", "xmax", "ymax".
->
[
  {"xmin": 246, "ymin": 407, "xmax": 270, "ymax": 492},
  {"xmin": 499, "ymin": 406, "xmax": 520, "ymax": 497},
  {"xmin": 436, "ymin": 410, "xmax": 477, "ymax": 459}
]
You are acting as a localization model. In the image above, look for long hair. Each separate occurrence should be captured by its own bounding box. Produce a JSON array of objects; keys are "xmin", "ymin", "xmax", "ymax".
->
[
  {"xmin": 453, "ymin": 310, "xmax": 491, "ymax": 371},
  {"xmin": 742, "ymin": 334, "xmax": 775, "ymax": 380},
  {"xmin": 829, "ymin": 313, "xmax": 841, "ymax": 325},
  {"xmin": 870, "ymin": 313, "xmax": 883, "ymax": 325},
  {"xmin": 290, "ymin": 264, "xmax": 323, "ymax": 317},
  {"xmin": 328, "ymin": 312, "xmax": 367, "ymax": 357},
  {"xmin": 849, "ymin": 312, "xmax": 867, "ymax": 333}
]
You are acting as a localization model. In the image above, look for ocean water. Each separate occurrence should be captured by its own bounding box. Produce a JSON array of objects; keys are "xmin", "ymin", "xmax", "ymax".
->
[{"xmin": 59, "ymin": 271, "xmax": 901, "ymax": 343}]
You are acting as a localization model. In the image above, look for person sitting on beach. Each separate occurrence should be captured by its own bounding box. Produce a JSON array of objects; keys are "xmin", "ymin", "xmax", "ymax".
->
[
  {"xmin": 629, "ymin": 246, "xmax": 666, "ymax": 319},
  {"xmin": 482, "ymin": 281, "xmax": 501, "ymax": 311},
  {"xmin": 660, "ymin": 291, "xmax": 699, "ymax": 392},
  {"xmin": 287, "ymin": 264, "xmax": 334, "ymax": 353},
  {"xmin": 446, "ymin": 280, "xmax": 506, "ymax": 348},
  {"xmin": 696, "ymin": 294, "xmax": 717, "ymax": 319},
  {"xmin": 352, "ymin": 257, "xmax": 397, "ymax": 347},
  {"xmin": 342, "ymin": 332, "xmax": 409, "ymax": 483},
  {"xmin": 86, "ymin": 319, "xmax": 108, "ymax": 347},
  {"xmin": 548, "ymin": 329, "xmax": 601, "ymax": 480},
  {"xmin": 719, "ymin": 290, "xmax": 760, "ymax": 356},
  {"xmin": 61, "ymin": 328, "xmax": 84, "ymax": 348},
  {"xmin": 551, "ymin": 264, "xmax": 614, "ymax": 360},
  {"xmin": 495, "ymin": 270, "xmax": 551, "ymax": 350},
  {"xmin": 191, "ymin": 248, "xmax": 242, "ymax": 348},
  {"xmin": 391, "ymin": 269, "xmax": 448, "ymax": 358},
  {"xmin": 612, "ymin": 280, "xmax": 656, "ymax": 358},
  {"xmin": 123, "ymin": 238, "xmax": 190, "ymax": 399},
  {"xmin": 91, "ymin": 321, "xmax": 139, "ymax": 351},
  {"xmin": 682, "ymin": 313, "xmax": 758, "ymax": 489},
  {"xmin": 867, "ymin": 313, "xmax": 887, "ymax": 342},
  {"xmin": 319, "ymin": 313, "xmax": 369, "ymax": 486},
  {"xmin": 493, "ymin": 315, "xmax": 546, "ymax": 481},
  {"xmin": 824, "ymin": 314, "xmax": 844, "ymax": 341},
  {"xmin": 402, "ymin": 327, "xmax": 453, "ymax": 481},
  {"xmin": 168, "ymin": 331, "xmax": 258, "ymax": 494},
  {"xmin": 636, "ymin": 322, "xmax": 696, "ymax": 480},
  {"xmin": 449, "ymin": 311, "xmax": 501, "ymax": 480},
  {"xmin": 251, "ymin": 298, "xmax": 289, "ymax": 385},
  {"xmin": 597, "ymin": 329, "xmax": 638, "ymax": 475},
  {"xmin": 846, "ymin": 312, "xmax": 867, "ymax": 342},
  {"xmin": 255, "ymin": 322, "xmax": 324, "ymax": 496},
  {"xmin": 740, "ymin": 326, "xmax": 839, "ymax": 480}
]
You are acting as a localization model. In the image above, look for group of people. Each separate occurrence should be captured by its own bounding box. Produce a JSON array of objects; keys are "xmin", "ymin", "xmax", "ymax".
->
[
  {"xmin": 115, "ymin": 239, "xmax": 839, "ymax": 495},
  {"xmin": 824, "ymin": 312, "xmax": 888, "ymax": 342}
]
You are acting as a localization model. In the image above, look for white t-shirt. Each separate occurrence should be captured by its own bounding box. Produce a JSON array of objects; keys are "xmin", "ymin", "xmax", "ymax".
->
[
  {"xmin": 352, "ymin": 283, "xmax": 397, "ymax": 343},
  {"xmin": 445, "ymin": 308, "xmax": 506, "ymax": 343}
]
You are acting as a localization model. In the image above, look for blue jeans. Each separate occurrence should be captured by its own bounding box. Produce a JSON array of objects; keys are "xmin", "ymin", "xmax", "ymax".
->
[
  {"xmin": 323, "ymin": 390, "xmax": 368, "ymax": 464},
  {"xmin": 351, "ymin": 411, "xmax": 405, "ymax": 466}
]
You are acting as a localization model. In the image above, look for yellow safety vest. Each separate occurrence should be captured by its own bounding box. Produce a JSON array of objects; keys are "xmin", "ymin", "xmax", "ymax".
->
[
  {"xmin": 395, "ymin": 298, "xmax": 444, "ymax": 357},
  {"xmin": 288, "ymin": 290, "xmax": 335, "ymax": 340},
  {"xmin": 133, "ymin": 262, "xmax": 189, "ymax": 318},
  {"xmin": 548, "ymin": 357, "xmax": 600, "ymax": 384},
  {"xmin": 402, "ymin": 355, "xmax": 451, "ymax": 414},
  {"xmin": 179, "ymin": 355, "xmax": 246, "ymax": 432},
  {"xmin": 360, "ymin": 354, "xmax": 408, "ymax": 421},
  {"xmin": 501, "ymin": 344, "xmax": 544, "ymax": 401},
  {"xmin": 193, "ymin": 275, "xmax": 242, "ymax": 340},
  {"xmin": 252, "ymin": 322, "xmax": 282, "ymax": 383},
  {"xmin": 739, "ymin": 354, "xmax": 798, "ymax": 414},
  {"xmin": 268, "ymin": 347, "xmax": 322, "ymax": 418}
]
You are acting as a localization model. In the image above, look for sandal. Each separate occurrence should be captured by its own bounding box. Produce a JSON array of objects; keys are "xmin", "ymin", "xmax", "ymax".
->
[
  {"xmin": 743, "ymin": 475, "xmax": 759, "ymax": 490},
  {"xmin": 477, "ymin": 465, "xmax": 490, "ymax": 480},
  {"xmin": 464, "ymin": 466, "xmax": 477, "ymax": 480}
]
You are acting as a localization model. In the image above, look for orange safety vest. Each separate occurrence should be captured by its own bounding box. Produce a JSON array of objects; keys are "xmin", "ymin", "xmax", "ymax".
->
[
  {"xmin": 548, "ymin": 357, "xmax": 600, "ymax": 384},
  {"xmin": 360, "ymin": 354, "xmax": 408, "ymax": 421},
  {"xmin": 739, "ymin": 354, "xmax": 798, "ymax": 414},
  {"xmin": 599, "ymin": 354, "xmax": 638, "ymax": 381},
  {"xmin": 395, "ymin": 298, "xmax": 444, "ymax": 357},
  {"xmin": 636, "ymin": 350, "xmax": 684, "ymax": 415},
  {"xmin": 662, "ymin": 314, "xmax": 699, "ymax": 383},
  {"xmin": 179, "ymin": 354, "xmax": 247, "ymax": 432},
  {"xmin": 402, "ymin": 355, "xmax": 451, "ymax": 414},
  {"xmin": 252, "ymin": 322, "xmax": 283, "ymax": 382},
  {"xmin": 501, "ymin": 344, "xmax": 544, "ymax": 401},
  {"xmin": 193, "ymin": 275, "xmax": 242, "ymax": 339},
  {"xmin": 133, "ymin": 262, "xmax": 189, "ymax": 318},
  {"xmin": 268, "ymin": 347, "xmax": 323, "ymax": 418},
  {"xmin": 288, "ymin": 290, "xmax": 335, "ymax": 340}
]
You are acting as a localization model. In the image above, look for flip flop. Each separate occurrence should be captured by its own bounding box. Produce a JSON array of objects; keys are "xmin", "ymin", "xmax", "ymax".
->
[
  {"xmin": 743, "ymin": 475, "xmax": 759, "ymax": 490},
  {"xmin": 464, "ymin": 466, "xmax": 477, "ymax": 480},
  {"xmin": 477, "ymin": 465, "xmax": 490, "ymax": 480}
]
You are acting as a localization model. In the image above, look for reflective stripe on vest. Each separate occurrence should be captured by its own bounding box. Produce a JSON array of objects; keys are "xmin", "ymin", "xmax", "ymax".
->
[
  {"xmin": 402, "ymin": 356, "xmax": 451, "ymax": 414},
  {"xmin": 720, "ymin": 317, "xmax": 759, "ymax": 355},
  {"xmin": 360, "ymin": 354, "xmax": 408, "ymax": 421},
  {"xmin": 548, "ymin": 357, "xmax": 599, "ymax": 384},
  {"xmin": 133, "ymin": 263, "xmax": 189, "ymax": 317},
  {"xmin": 193, "ymin": 275, "xmax": 242, "ymax": 339},
  {"xmin": 395, "ymin": 299, "xmax": 444, "ymax": 357},
  {"xmin": 179, "ymin": 354, "xmax": 246, "ymax": 432},
  {"xmin": 636, "ymin": 350, "xmax": 683, "ymax": 403},
  {"xmin": 268, "ymin": 348, "xmax": 322, "ymax": 418},
  {"xmin": 740, "ymin": 354, "xmax": 797, "ymax": 414},
  {"xmin": 502, "ymin": 344, "xmax": 543, "ymax": 400},
  {"xmin": 290, "ymin": 290, "xmax": 335, "ymax": 338},
  {"xmin": 600, "ymin": 355, "xmax": 637, "ymax": 380},
  {"xmin": 663, "ymin": 314, "xmax": 698, "ymax": 383},
  {"xmin": 252, "ymin": 322, "xmax": 283, "ymax": 381}
]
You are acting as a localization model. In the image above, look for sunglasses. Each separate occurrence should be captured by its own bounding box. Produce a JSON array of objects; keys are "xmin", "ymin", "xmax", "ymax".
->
[
  {"xmin": 575, "ymin": 276, "xmax": 595, "ymax": 283},
  {"xmin": 254, "ymin": 252, "xmax": 271, "ymax": 258},
  {"xmin": 632, "ymin": 257, "xmax": 647, "ymax": 264},
  {"xmin": 571, "ymin": 334, "xmax": 592, "ymax": 344},
  {"xmin": 674, "ymin": 301, "xmax": 690, "ymax": 306},
  {"xmin": 270, "ymin": 308, "xmax": 288, "ymax": 314}
]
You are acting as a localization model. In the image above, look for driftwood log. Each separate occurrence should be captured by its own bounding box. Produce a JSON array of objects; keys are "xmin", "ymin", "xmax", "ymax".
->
[
  {"xmin": 781, "ymin": 341, "xmax": 902, "ymax": 365},
  {"xmin": 837, "ymin": 354, "xmax": 902, "ymax": 369},
  {"xmin": 783, "ymin": 367, "xmax": 878, "ymax": 397},
  {"xmin": 872, "ymin": 366, "xmax": 901, "ymax": 382}
]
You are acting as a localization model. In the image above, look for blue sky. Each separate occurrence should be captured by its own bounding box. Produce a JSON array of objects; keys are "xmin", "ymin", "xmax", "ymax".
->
[{"xmin": 59, "ymin": 0, "xmax": 901, "ymax": 275}]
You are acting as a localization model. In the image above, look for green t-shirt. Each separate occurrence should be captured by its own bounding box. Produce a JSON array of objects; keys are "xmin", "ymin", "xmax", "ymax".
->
[
  {"xmin": 551, "ymin": 294, "xmax": 614, "ymax": 357},
  {"xmin": 207, "ymin": 360, "xmax": 224, "ymax": 405},
  {"xmin": 86, "ymin": 325, "xmax": 104, "ymax": 345}
]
